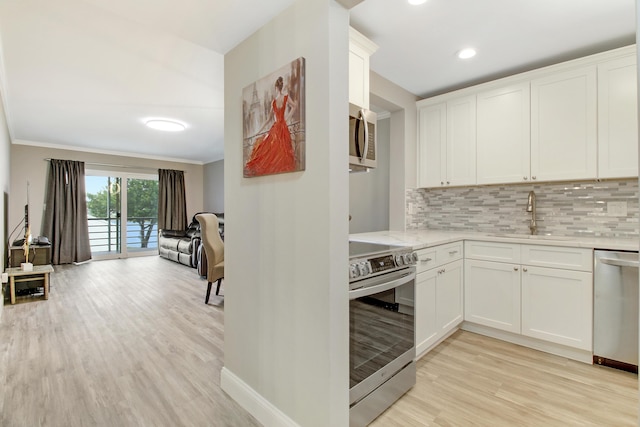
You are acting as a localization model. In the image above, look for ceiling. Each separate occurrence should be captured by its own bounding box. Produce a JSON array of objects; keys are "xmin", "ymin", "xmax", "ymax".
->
[
  {"xmin": 351, "ymin": 0, "xmax": 636, "ymax": 99},
  {"xmin": 0, "ymin": 0, "xmax": 636, "ymax": 165}
]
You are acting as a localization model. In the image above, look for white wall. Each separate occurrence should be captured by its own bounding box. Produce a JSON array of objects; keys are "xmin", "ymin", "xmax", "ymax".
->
[
  {"xmin": 9, "ymin": 144, "xmax": 204, "ymax": 239},
  {"xmin": 636, "ymin": 0, "xmax": 640, "ymax": 420},
  {"xmin": 349, "ymin": 117, "xmax": 389, "ymax": 233},
  {"xmin": 370, "ymin": 72, "xmax": 418, "ymax": 231},
  {"xmin": 0, "ymin": 70, "xmax": 9, "ymax": 319},
  {"xmin": 221, "ymin": 1, "xmax": 349, "ymax": 426},
  {"xmin": 203, "ymin": 159, "xmax": 224, "ymax": 213}
]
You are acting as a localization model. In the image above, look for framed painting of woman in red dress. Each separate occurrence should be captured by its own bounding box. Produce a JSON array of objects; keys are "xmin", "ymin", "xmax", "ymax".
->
[{"xmin": 242, "ymin": 57, "xmax": 305, "ymax": 178}]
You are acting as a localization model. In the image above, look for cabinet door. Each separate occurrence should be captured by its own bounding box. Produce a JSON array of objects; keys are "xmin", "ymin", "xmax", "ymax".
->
[
  {"xmin": 436, "ymin": 259, "xmax": 464, "ymax": 333},
  {"xmin": 446, "ymin": 96, "xmax": 477, "ymax": 186},
  {"xmin": 598, "ymin": 55, "xmax": 638, "ymax": 178},
  {"xmin": 417, "ymin": 103, "xmax": 447, "ymax": 188},
  {"xmin": 415, "ymin": 269, "xmax": 438, "ymax": 355},
  {"xmin": 521, "ymin": 266, "xmax": 593, "ymax": 351},
  {"xmin": 476, "ymin": 83, "xmax": 531, "ymax": 184},
  {"xmin": 531, "ymin": 66, "xmax": 597, "ymax": 181},
  {"xmin": 464, "ymin": 259, "xmax": 521, "ymax": 333},
  {"xmin": 349, "ymin": 46, "xmax": 368, "ymax": 109}
]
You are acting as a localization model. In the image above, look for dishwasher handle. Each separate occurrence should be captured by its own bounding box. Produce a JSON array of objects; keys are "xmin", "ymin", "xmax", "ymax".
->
[{"xmin": 599, "ymin": 257, "xmax": 640, "ymax": 268}]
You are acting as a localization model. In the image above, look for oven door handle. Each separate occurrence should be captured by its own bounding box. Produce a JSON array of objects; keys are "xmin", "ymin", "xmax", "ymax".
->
[{"xmin": 349, "ymin": 271, "xmax": 415, "ymax": 300}]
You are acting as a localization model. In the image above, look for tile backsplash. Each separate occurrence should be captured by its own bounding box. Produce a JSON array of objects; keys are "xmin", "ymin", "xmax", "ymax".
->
[{"xmin": 406, "ymin": 179, "xmax": 639, "ymax": 238}]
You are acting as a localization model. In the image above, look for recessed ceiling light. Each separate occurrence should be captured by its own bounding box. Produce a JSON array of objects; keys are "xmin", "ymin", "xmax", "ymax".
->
[
  {"xmin": 408, "ymin": 0, "xmax": 427, "ymax": 5},
  {"xmin": 145, "ymin": 119, "xmax": 186, "ymax": 132},
  {"xmin": 457, "ymin": 48, "xmax": 477, "ymax": 59}
]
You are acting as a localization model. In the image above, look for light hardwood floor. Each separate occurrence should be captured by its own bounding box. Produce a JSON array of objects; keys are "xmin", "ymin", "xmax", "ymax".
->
[
  {"xmin": 0, "ymin": 256, "xmax": 260, "ymax": 427},
  {"xmin": 1, "ymin": 257, "xmax": 638, "ymax": 426},
  {"xmin": 372, "ymin": 330, "xmax": 638, "ymax": 426}
]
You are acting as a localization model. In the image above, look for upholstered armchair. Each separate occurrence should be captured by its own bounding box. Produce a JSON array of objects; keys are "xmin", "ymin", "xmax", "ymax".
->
[{"xmin": 195, "ymin": 213, "xmax": 225, "ymax": 304}]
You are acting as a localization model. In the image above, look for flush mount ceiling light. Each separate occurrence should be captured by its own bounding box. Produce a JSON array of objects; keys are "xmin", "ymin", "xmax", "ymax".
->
[
  {"xmin": 145, "ymin": 119, "xmax": 186, "ymax": 132},
  {"xmin": 408, "ymin": 0, "xmax": 427, "ymax": 4},
  {"xmin": 457, "ymin": 48, "xmax": 477, "ymax": 59}
]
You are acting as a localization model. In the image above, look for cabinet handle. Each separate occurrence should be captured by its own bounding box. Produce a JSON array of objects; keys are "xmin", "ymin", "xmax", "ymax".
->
[
  {"xmin": 421, "ymin": 258, "xmax": 432, "ymax": 263},
  {"xmin": 523, "ymin": 267, "xmax": 528, "ymax": 272},
  {"xmin": 514, "ymin": 267, "xmax": 519, "ymax": 271},
  {"xmin": 449, "ymin": 250, "xmax": 458, "ymax": 255},
  {"xmin": 532, "ymin": 176, "xmax": 537, "ymax": 180},
  {"xmin": 523, "ymin": 176, "xmax": 528, "ymax": 181},
  {"xmin": 440, "ymin": 181, "xmax": 444, "ymax": 185},
  {"xmin": 446, "ymin": 181, "xmax": 450, "ymax": 185}
]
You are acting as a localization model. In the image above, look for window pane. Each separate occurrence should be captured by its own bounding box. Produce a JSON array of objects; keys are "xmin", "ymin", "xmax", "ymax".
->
[
  {"xmin": 126, "ymin": 178, "xmax": 159, "ymax": 251},
  {"xmin": 86, "ymin": 176, "xmax": 121, "ymax": 254}
]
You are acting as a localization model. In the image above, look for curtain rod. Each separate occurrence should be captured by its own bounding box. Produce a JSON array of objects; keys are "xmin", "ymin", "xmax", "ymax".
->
[{"xmin": 43, "ymin": 159, "xmax": 183, "ymax": 173}]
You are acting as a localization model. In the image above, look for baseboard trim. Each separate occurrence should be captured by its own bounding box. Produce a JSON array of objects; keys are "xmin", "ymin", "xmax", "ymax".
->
[
  {"xmin": 416, "ymin": 327, "xmax": 460, "ymax": 360},
  {"xmin": 461, "ymin": 322, "xmax": 592, "ymax": 364},
  {"xmin": 220, "ymin": 367, "xmax": 300, "ymax": 427}
]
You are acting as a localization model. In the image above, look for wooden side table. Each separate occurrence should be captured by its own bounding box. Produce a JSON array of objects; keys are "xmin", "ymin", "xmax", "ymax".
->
[
  {"xmin": 10, "ymin": 244, "xmax": 51, "ymax": 267},
  {"xmin": 5, "ymin": 265, "xmax": 54, "ymax": 304}
]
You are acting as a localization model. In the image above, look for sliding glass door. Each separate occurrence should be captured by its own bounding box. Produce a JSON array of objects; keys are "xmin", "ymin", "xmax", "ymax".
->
[
  {"xmin": 85, "ymin": 172, "xmax": 158, "ymax": 259},
  {"xmin": 125, "ymin": 178, "xmax": 159, "ymax": 254}
]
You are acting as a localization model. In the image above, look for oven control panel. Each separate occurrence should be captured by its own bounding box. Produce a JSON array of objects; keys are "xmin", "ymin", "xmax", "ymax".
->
[{"xmin": 349, "ymin": 250, "xmax": 417, "ymax": 281}]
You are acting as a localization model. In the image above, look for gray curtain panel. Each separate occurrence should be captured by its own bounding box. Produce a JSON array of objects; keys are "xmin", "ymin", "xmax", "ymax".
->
[
  {"xmin": 42, "ymin": 159, "xmax": 92, "ymax": 265},
  {"xmin": 158, "ymin": 169, "xmax": 187, "ymax": 231}
]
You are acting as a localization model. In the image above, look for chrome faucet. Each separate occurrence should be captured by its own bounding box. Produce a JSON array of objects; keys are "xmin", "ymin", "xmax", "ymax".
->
[{"xmin": 526, "ymin": 190, "xmax": 537, "ymax": 235}]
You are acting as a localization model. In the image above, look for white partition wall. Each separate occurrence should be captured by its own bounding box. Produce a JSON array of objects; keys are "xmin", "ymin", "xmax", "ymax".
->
[{"xmin": 222, "ymin": 1, "xmax": 350, "ymax": 426}]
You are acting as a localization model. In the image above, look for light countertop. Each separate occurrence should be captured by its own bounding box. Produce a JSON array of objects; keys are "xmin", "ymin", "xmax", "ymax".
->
[{"xmin": 349, "ymin": 229, "xmax": 639, "ymax": 252}]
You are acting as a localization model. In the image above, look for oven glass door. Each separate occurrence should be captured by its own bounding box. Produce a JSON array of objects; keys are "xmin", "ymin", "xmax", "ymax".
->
[{"xmin": 349, "ymin": 268, "xmax": 415, "ymax": 402}]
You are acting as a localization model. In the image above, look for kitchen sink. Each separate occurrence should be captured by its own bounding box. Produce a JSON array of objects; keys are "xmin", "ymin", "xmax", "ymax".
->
[{"xmin": 487, "ymin": 233, "xmax": 573, "ymax": 241}]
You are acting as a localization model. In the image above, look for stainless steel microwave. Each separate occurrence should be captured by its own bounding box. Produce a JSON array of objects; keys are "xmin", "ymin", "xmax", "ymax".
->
[{"xmin": 349, "ymin": 104, "xmax": 377, "ymax": 171}]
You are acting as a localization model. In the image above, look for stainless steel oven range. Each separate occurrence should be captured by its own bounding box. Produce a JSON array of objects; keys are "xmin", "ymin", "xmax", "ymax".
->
[{"xmin": 348, "ymin": 241, "xmax": 417, "ymax": 427}]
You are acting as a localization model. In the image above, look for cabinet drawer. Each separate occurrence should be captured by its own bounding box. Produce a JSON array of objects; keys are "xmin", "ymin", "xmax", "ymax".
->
[
  {"xmin": 465, "ymin": 241, "xmax": 520, "ymax": 263},
  {"xmin": 416, "ymin": 242, "xmax": 463, "ymax": 274},
  {"xmin": 415, "ymin": 247, "xmax": 437, "ymax": 273},
  {"xmin": 436, "ymin": 242, "xmax": 463, "ymax": 265},
  {"xmin": 521, "ymin": 245, "xmax": 592, "ymax": 272}
]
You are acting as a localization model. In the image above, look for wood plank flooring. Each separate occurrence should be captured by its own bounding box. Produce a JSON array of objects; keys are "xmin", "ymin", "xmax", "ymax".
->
[
  {"xmin": 0, "ymin": 256, "xmax": 260, "ymax": 427},
  {"xmin": 1, "ymin": 256, "xmax": 638, "ymax": 426},
  {"xmin": 371, "ymin": 330, "xmax": 638, "ymax": 426}
]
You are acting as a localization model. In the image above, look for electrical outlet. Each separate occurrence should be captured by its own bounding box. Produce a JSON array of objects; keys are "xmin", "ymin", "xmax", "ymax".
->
[
  {"xmin": 607, "ymin": 201, "xmax": 628, "ymax": 217},
  {"xmin": 1, "ymin": 272, "xmax": 8, "ymax": 283}
]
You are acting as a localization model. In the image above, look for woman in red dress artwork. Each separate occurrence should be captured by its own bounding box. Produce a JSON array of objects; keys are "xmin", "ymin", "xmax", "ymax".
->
[{"xmin": 245, "ymin": 76, "xmax": 298, "ymax": 177}]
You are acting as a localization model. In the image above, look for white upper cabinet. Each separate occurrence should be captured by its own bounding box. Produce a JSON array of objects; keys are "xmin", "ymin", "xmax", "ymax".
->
[
  {"xmin": 476, "ymin": 83, "xmax": 531, "ymax": 184},
  {"xmin": 597, "ymin": 55, "xmax": 638, "ymax": 179},
  {"xmin": 417, "ymin": 103, "xmax": 446, "ymax": 188},
  {"xmin": 417, "ymin": 46, "xmax": 636, "ymax": 187},
  {"xmin": 446, "ymin": 96, "xmax": 477, "ymax": 187},
  {"xmin": 530, "ymin": 66, "xmax": 598, "ymax": 181},
  {"xmin": 349, "ymin": 27, "xmax": 378, "ymax": 109},
  {"xmin": 417, "ymin": 96, "xmax": 476, "ymax": 188}
]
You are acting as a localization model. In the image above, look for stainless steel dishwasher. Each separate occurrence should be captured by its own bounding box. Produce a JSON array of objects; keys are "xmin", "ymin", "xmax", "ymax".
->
[{"xmin": 593, "ymin": 250, "xmax": 639, "ymax": 373}]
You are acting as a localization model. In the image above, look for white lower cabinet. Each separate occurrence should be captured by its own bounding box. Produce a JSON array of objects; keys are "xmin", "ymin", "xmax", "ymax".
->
[
  {"xmin": 416, "ymin": 253, "xmax": 463, "ymax": 356},
  {"xmin": 521, "ymin": 265, "xmax": 593, "ymax": 351},
  {"xmin": 464, "ymin": 259, "xmax": 521, "ymax": 334},
  {"xmin": 463, "ymin": 241, "xmax": 593, "ymax": 355},
  {"xmin": 416, "ymin": 268, "xmax": 438, "ymax": 353},
  {"xmin": 436, "ymin": 259, "xmax": 464, "ymax": 332}
]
